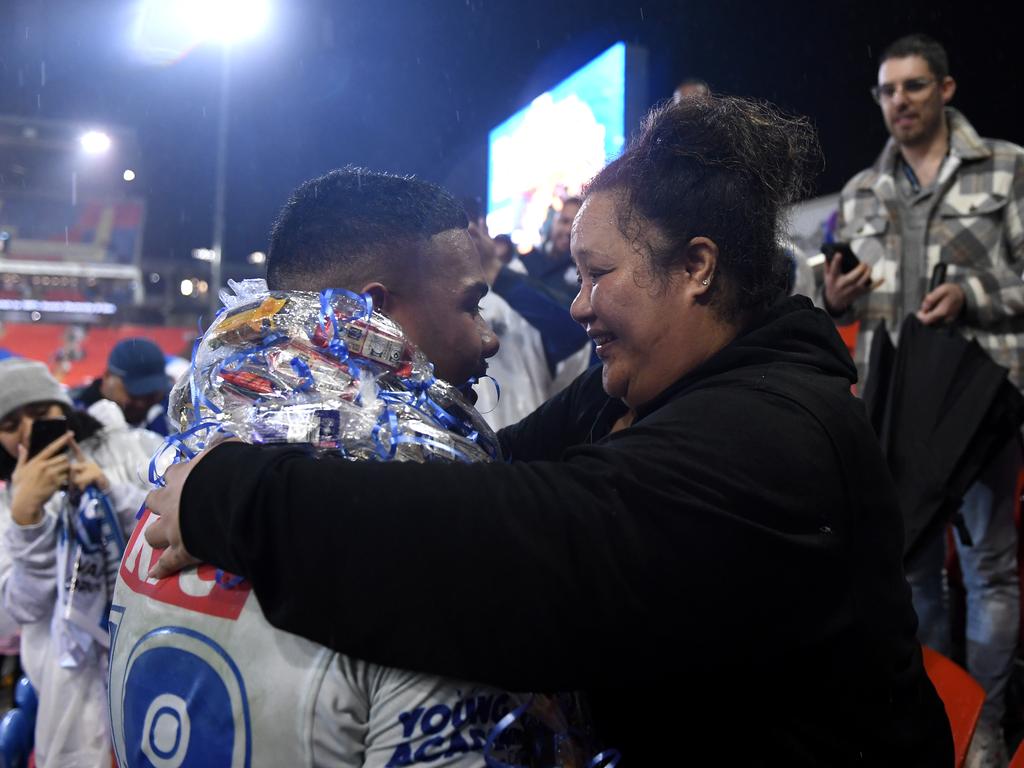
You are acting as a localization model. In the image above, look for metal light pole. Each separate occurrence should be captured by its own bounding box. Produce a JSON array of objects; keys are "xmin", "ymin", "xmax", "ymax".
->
[
  {"xmin": 210, "ymin": 46, "xmax": 231, "ymax": 321},
  {"xmin": 131, "ymin": 0, "xmax": 270, "ymax": 321}
]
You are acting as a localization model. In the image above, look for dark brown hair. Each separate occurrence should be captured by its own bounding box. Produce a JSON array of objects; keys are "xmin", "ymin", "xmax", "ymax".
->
[{"xmin": 585, "ymin": 95, "xmax": 820, "ymax": 322}]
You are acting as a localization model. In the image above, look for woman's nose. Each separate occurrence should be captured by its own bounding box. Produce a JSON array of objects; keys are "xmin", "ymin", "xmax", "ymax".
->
[{"xmin": 570, "ymin": 286, "xmax": 592, "ymax": 325}]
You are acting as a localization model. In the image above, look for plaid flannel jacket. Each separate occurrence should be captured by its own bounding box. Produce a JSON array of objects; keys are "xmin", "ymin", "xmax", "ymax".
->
[{"xmin": 836, "ymin": 108, "xmax": 1024, "ymax": 390}]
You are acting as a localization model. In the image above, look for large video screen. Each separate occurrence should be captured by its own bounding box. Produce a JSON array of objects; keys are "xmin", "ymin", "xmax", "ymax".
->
[{"xmin": 486, "ymin": 42, "xmax": 632, "ymax": 248}]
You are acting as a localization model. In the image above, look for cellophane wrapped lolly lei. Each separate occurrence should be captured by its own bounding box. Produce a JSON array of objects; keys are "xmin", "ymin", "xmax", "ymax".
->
[{"xmin": 156, "ymin": 278, "xmax": 500, "ymax": 472}]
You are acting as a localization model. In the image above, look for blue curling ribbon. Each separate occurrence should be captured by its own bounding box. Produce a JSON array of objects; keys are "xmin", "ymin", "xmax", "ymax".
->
[
  {"xmin": 289, "ymin": 356, "xmax": 314, "ymax": 392},
  {"xmin": 188, "ymin": 333, "xmax": 222, "ymax": 420},
  {"xmin": 587, "ymin": 749, "xmax": 622, "ymax": 768},
  {"xmin": 393, "ymin": 435, "xmax": 473, "ymax": 463},
  {"xmin": 385, "ymin": 371, "xmax": 496, "ymax": 458},
  {"xmin": 482, "ymin": 694, "xmax": 622, "ymax": 768},
  {"xmin": 370, "ymin": 407, "xmax": 399, "ymax": 460},
  {"xmin": 218, "ymin": 331, "xmax": 288, "ymax": 373},
  {"xmin": 469, "ymin": 373, "xmax": 502, "ymax": 416},
  {"xmin": 412, "ymin": 389, "xmax": 461, "ymax": 433},
  {"xmin": 147, "ymin": 420, "xmax": 222, "ymax": 487},
  {"xmin": 318, "ymin": 288, "xmax": 362, "ymax": 366},
  {"xmin": 483, "ymin": 696, "xmax": 534, "ymax": 768}
]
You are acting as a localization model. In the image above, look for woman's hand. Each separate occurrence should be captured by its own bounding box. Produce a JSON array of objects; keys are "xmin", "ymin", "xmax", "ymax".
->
[
  {"xmin": 9, "ymin": 432, "xmax": 73, "ymax": 526},
  {"xmin": 69, "ymin": 440, "xmax": 110, "ymax": 493}
]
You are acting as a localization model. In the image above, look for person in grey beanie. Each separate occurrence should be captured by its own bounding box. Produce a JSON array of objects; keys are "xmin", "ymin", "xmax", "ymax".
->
[{"xmin": 0, "ymin": 357, "xmax": 160, "ymax": 768}]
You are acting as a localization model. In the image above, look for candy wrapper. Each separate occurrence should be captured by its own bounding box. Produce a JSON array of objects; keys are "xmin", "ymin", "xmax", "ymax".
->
[{"xmin": 153, "ymin": 278, "xmax": 499, "ymax": 479}]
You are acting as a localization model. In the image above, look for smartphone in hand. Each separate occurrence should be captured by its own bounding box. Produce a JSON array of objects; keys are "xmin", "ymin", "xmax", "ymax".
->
[
  {"xmin": 822, "ymin": 242, "xmax": 861, "ymax": 274},
  {"xmin": 28, "ymin": 418, "xmax": 68, "ymax": 459}
]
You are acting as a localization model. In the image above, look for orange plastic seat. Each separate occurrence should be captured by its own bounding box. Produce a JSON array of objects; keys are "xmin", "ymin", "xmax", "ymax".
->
[
  {"xmin": 921, "ymin": 645, "xmax": 985, "ymax": 768},
  {"xmin": 1010, "ymin": 739, "xmax": 1024, "ymax": 768},
  {"xmin": 835, "ymin": 319, "xmax": 860, "ymax": 357}
]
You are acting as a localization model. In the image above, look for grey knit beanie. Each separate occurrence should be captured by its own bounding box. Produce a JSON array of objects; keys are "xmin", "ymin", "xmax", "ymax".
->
[{"xmin": 0, "ymin": 358, "xmax": 72, "ymax": 421}]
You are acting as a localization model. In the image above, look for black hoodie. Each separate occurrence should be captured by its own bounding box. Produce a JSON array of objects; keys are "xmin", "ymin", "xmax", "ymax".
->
[{"xmin": 179, "ymin": 296, "xmax": 952, "ymax": 766}]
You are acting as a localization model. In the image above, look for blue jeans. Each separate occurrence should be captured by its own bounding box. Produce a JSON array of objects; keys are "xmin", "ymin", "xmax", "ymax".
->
[{"xmin": 905, "ymin": 438, "xmax": 1021, "ymax": 725}]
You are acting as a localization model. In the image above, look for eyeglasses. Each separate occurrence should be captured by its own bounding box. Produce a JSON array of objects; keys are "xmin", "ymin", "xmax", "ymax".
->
[{"xmin": 871, "ymin": 77, "xmax": 936, "ymax": 103}]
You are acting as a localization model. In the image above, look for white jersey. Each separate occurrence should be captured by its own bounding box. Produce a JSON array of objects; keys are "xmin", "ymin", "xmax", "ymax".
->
[{"xmin": 108, "ymin": 512, "xmax": 515, "ymax": 767}]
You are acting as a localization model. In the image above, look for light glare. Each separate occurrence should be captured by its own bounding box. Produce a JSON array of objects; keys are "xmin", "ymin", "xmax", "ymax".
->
[{"xmin": 80, "ymin": 131, "xmax": 112, "ymax": 155}]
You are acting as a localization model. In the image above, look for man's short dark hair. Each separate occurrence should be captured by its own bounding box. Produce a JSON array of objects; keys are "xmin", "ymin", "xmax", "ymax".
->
[
  {"xmin": 266, "ymin": 167, "xmax": 468, "ymax": 291},
  {"xmin": 881, "ymin": 34, "xmax": 949, "ymax": 80}
]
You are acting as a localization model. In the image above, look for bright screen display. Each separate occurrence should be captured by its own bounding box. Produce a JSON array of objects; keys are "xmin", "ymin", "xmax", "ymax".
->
[{"xmin": 486, "ymin": 42, "xmax": 626, "ymax": 248}]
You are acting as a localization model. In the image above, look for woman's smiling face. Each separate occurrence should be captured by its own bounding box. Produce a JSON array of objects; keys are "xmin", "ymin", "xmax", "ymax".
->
[{"xmin": 569, "ymin": 191, "xmax": 710, "ymax": 409}]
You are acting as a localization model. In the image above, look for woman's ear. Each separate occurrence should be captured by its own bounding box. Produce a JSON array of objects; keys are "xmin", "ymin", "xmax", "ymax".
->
[{"xmin": 684, "ymin": 236, "xmax": 719, "ymax": 296}]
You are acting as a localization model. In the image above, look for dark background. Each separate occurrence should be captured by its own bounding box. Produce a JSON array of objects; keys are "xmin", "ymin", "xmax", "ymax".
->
[{"xmin": 1, "ymin": 0, "xmax": 1020, "ymax": 274}]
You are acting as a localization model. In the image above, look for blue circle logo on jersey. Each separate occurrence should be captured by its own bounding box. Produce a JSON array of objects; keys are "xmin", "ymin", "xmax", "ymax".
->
[{"xmin": 119, "ymin": 627, "xmax": 251, "ymax": 768}]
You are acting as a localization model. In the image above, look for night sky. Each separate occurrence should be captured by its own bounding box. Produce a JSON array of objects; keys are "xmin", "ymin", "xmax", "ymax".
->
[{"xmin": 1, "ymin": 0, "xmax": 1021, "ymax": 277}]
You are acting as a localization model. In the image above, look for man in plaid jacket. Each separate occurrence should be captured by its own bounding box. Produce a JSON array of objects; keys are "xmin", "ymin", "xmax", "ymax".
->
[{"xmin": 826, "ymin": 33, "xmax": 1024, "ymax": 765}]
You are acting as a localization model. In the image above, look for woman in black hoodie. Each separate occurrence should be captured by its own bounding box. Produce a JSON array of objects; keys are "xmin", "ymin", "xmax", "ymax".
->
[{"xmin": 146, "ymin": 96, "xmax": 953, "ymax": 766}]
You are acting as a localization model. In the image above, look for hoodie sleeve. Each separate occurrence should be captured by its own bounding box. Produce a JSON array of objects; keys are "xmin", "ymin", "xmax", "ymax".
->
[
  {"xmin": 178, "ymin": 382, "xmax": 849, "ymax": 693},
  {"xmin": 1, "ymin": 508, "xmax": 58, "ymax": 626},
  {"xmin": 0, "ymin": 500, "xmax": 21, "ymax": 637}
]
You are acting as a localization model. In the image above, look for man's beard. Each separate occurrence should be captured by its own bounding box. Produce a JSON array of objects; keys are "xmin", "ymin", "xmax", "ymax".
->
[{"xmin": 888, "ymin": 109, "xmax": 942, "ymax": 148}]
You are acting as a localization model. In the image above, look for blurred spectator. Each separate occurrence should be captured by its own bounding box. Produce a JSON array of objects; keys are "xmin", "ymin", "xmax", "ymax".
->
[
  {"xmin": 0, "ymin": 357, "xmax": 159, "ymax": 766},
  {"xmin": 673, "ymin": 77, "xmax": 710, "ymax": 102},
  {"xmin": 73, "ymin": 338, "xmax": 172, "ymax": 436},
  {"xmin": 469, "ymin": 219, "xmax": 592, "ymax": 428},
  {"xmin": 517, "ymin": 197, "xmax": 582, "ymax": 307},
  {"xmin": 492, "ymin": 233, "xmax": 516, "ymax": 265},
  {"xmin": 828, "ymin": 33, "xmax": 1024, "ymax": 766}
]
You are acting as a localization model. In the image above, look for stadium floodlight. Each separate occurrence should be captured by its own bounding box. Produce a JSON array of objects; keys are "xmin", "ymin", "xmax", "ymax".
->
[
  {"xmin": 80, "ymin": 131, "xmax": 112, "ymax": 155},
  {"xmin": 192, "ymin": 248, "xmax": 216, "ymax": 262},
  {"xmin": 195, "ymin": 0, "xmax": 271, "ymax": 45},
  {"xmin": 247, "ymin": 251, "xmax": 266, "ymax": 265},
  {"xmin": 123, "ymin": 169, "xmax": 136, "ymax": 182},
  {"xmin": 180, "ymin": 279, "xmax": 195, "ymax": 297},
  {"xmin": 134, "ymin": 0, "xmax": 271, "ymax": 55}
]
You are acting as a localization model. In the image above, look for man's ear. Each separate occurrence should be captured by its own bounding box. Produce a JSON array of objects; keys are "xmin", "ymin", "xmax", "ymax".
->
[
  {"xmin": 359, "ymin": 282, "xmax": 394, "ymax": 315},
  {"xmin": 940, "ymin": 75, "xmax": 956, "ymax": 105}
]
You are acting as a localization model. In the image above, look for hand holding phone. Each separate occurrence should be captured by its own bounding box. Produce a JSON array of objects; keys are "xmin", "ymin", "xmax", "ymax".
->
[
  {"xmin": 10, "ymin": 422, "xmax": 73, "ymax": 525},
  {"xmin": 29, "ymin": 418, "xmax": 70, "ymax": 459},
  {"xmin": 822, "ymin": 242, "xmax": 860, "ymax": 274},
  {"xmin": 822, "ymin": 242, "xmax": 881, "ymax": 316}
]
